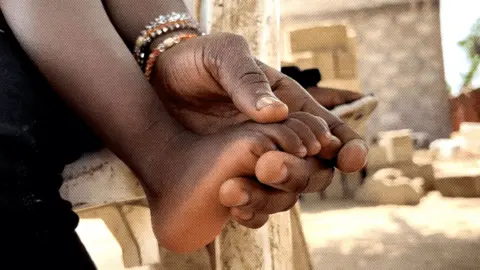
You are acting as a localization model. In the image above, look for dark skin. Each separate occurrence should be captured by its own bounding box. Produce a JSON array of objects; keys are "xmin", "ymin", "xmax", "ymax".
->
[
  {"xmin": 103, "ymin": 0, "xmax": 368, "ymax": 226},
  {"xmin": 1, "ymin": 0, "xmax": 367, "ymax": 251}
]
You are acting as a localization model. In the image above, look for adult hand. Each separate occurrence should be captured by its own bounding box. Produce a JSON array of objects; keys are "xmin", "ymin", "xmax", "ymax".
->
[
  {"xmin": 151, "ymin": 32, "xmax": 367, "ymax": 173},
  {"xmin": 149, "ymin": 32, "xmax": 368, "ymax": 229}
]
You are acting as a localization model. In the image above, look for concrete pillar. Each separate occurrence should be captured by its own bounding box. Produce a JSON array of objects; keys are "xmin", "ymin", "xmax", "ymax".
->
[{"xmin": 202, "ymin": 1, "xmax": 311, "ymax": 269}]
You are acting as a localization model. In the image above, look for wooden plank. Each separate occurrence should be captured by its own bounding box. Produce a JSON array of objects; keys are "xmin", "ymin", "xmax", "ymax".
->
[
  {"xmin": 61, "ymin": 149, "xmax": 145, "ymax": 210},
  {"xmin": 291, "ymin": 203, "xmax": 313, "ymax": 270},
  {"xmin": 77, "ymin": 206, "xmax": 143, "ymax": 268}
]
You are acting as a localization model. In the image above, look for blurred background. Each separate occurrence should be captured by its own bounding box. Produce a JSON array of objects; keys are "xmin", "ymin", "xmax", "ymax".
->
[
  {"xmin": 74, "ymin": 0, "xmax": 480, "ymax": 269},
  {"xmin": 279, "ymin": 0, "xmax": 480, "ymax": 269}
]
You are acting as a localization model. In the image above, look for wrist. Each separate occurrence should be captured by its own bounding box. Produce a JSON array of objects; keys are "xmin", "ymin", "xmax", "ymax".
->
[
  {"xmin": 149, "ymin": 29, "xmax": 199, "ymax": 52},
  {"xmin": 133, "ymin": 12, "xmax": 202, "ymax": 69}
]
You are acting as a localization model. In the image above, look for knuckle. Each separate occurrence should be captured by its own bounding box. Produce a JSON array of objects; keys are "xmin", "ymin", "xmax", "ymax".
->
[
  {"xmin": 329, "ymin": 119, "xmax": 347, "ymax": 132},
  {"xmin": 239, "ymin": 72, "xmax": 268, "ymax": 86},
  {"xmin": 290, "ymin": 111, "xmax": 310, "ymax": 118},
  {"xmin": 316, "ymin": 117, "xmax": 329, "ymax": 128},
  {"xmin": 283, "ymin": 118, "xmax": 301, "ymax": 127}
]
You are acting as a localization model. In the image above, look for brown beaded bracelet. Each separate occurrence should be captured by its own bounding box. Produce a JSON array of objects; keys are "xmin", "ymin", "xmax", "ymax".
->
[
  {"xmin": 133, "ymin": 12, "xmax": 203, "ymax": 70},
  {"xmin": 144, "ymin": 33, "xmax": 198, "ymax": 81}
]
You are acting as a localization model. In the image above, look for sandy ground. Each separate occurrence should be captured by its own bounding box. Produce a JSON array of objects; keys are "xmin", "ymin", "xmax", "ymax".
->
[
  {"xmin": 300, "ymin": 192, "xmax": 480, "ymax": 270},
  {"xmin": 77, "ymin": 191, "xmax": 480, "ymax": 269}
]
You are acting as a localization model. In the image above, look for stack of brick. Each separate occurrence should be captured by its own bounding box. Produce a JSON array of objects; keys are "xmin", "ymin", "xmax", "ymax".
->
[
  {"xmin": 367, "ymin": 129, "xmax": 435, "ymax": 191},
  {"xmin": 355, "ymin": 168, "xmax": 424, "ymax": 205},
  {"xmin": 432, "ymin": 123, "xmax": 480, "ymax": 197},
  {"xmin": 459, "ymin": 123, "xmax": 480, "ymax": 154},
  {"xmin": 323, "ymin": 129, "xmax": 435, "ymax": 200}
]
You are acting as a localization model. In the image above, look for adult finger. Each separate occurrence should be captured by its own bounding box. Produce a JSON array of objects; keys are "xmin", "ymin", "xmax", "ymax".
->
[
  {"xmin": 259, "ymin": 63, "xmax": 368, "ymax": 172},
  {"xmin": 205, "ymin": 33, "xmax": 288, "ymax": 123}
]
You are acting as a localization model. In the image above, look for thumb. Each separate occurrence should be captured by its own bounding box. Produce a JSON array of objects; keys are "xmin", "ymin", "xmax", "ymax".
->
[{"xmin": 213, "ymin": 37, "xmax": 288, "ymax": 123}]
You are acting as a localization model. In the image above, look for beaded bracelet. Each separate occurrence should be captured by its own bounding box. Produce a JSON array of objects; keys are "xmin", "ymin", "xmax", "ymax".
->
[
  {"xmin": 144, "ymin": 33, "xmax": 198, "ymax": 81},
  {"xmin": 134, "ymin": 12, "xmax": 203, "ymax": 69}
]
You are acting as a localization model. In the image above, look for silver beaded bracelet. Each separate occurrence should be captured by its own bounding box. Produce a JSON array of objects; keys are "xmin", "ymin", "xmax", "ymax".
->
[{"xmin": 133, "ymin": 12, "xmax": 203, "ymax": 70}]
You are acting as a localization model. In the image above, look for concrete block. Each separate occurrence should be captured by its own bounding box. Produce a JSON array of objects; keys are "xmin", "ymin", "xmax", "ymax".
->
[
  {"xmin": 460, "ymin": 123, "xmax": 480, "ymax": 154},
  {"xmin": 367, "ymin": 145, "xmax": 389, "ymax": 168},
  {"xmin": 434, "ymin": 170, "xmax": 480, "ymax": 197},
  {"xmin": 290, "ymin": 25, "xmax": 348, "ymax": 53},
  {"xmin": 379, "ymin": 129, "xmax": 414, "ymax": 163},
  {"xmin": 355, "ymin": 168, "xmax": 424, "ymax": 205},
  {"xmin": 367, "ymin": 159, "xmax": 435, "ymax": 192}
]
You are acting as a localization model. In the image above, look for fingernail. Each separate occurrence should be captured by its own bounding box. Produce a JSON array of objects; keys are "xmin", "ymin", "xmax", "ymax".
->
[
  {"xmin": 271, "ymin": 163, "xmax": 288, "ymax": 184},
  {"xmin": 329, "ymin": 133, "xmax": 341, "ymax": 143},
  {"xmin": 351, "ymin": 139, "xmax": 369, "ymax": 154},
  {"xmin": 319, "ymin": 132, "xmax": 334, "ymax": 146},
  {"xmin": 235, "ymin": 191, "xmax": 250, "ymax": 206},
  {"xmin": 313, "ymin": 140, "xmax": 322, "ymax": 150},
  {"xmin": 256, "ymin": 96, "xmax": 282, "ymax": 110},
  {"xmin": 297, "ymin": 145, "xmax": 308, "ymax": 157}
]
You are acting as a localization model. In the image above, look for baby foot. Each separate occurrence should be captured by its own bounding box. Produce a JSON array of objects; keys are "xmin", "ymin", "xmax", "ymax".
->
[{"xmin": 140, "ymin": 113, "xmax": 330, "ymax": 252}]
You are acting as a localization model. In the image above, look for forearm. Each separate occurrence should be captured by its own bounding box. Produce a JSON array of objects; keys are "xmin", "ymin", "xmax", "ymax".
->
[
  {"xmin": 103, "ymin": 0, "xmax": 190, "ymax": 49},
  {"xmin": 0, "ymin": 0, "xmax": 185, "ymax": 173}
]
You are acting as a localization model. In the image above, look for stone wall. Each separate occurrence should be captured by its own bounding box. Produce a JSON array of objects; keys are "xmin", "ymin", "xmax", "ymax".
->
[{"xmin": 282, "ymin": 1, "xmax": 452, "ymax": 141}]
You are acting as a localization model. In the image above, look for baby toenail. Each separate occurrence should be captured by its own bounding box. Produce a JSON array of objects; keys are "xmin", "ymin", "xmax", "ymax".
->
[
  {"xmin": 323, "ymin": 132, "xmax": 333, "ymax": 141},
  {"xmin": 297, "ymin": 146, "xmax": 307, "ymax": 157},
  {"xmin": 237, "ymin": 211, "xmax": 254, "ymax": 221},
  {"xmin": 271, "ymin": 164, "xmax": 288, "ymax": 184},
  {"xmin": 236, "ymin": 191, "xmax": 250, "ymax": 206}
]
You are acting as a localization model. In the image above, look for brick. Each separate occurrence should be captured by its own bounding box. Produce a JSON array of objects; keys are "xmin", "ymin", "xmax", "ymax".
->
[
  {"xmin": 379, "ymin": 129, "xmax": 414, "ymax": 163},
  {"xmin": 434, "ymin": 173, "xmax": 480, "ymax": 197},
  {"xmin": 367, "ymin": 145, "xmax": 389, "ymax": 168},
  {"xmin": 460, "ymin": 123, "xmax": 480, "ymax": 154},
  {"xmin": 355, "ymin": 169, "xmax": 424, "ymax": 205},
  {"xmin": 284, "ymin": 3, "xmax": 451, "ymax": 141},
  {"xmin": 290, "ymin": 25, "xmax": 348, "ymax": 52}
]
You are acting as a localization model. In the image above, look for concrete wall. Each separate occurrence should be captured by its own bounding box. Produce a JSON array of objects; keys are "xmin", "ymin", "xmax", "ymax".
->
[
  {"xmin": 282, "ymin": 1, "xmax": 452, "ymax": 141},
  {"xmin": 280, "ymin": 0, "xmax": 428, "ymax": 17}
]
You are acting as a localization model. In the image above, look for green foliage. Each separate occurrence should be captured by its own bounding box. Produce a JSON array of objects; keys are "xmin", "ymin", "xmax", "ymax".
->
[{"xmin": 459, "ymin": 18, "xmax": 480, "ymax": 89}]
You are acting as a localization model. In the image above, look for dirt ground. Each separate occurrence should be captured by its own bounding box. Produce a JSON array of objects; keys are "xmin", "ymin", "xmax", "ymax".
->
[
  {"xmin": 299, "ymin": 192, "xmax": 480, "ymax": 270},
  {"xmin": 78, "ymin": 191, "xmax": 480, "ymax": 269}
]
